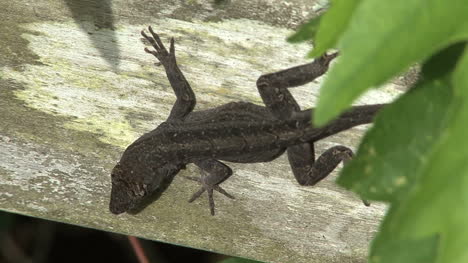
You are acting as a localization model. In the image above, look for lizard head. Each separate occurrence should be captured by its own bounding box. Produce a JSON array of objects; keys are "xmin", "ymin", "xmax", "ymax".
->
[{"xmin": 109, "ymin": 161, "xmax": 180, "ymax": 214}]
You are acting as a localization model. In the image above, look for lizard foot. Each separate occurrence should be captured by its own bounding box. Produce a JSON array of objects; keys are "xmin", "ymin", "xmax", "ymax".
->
[
  {"xmin": 141, "ymin": 26, "xmax": 176, "ymax": 66},
  {"xmin": 183, "ymin": 174, "xmax": 234, "ymax": 216}
]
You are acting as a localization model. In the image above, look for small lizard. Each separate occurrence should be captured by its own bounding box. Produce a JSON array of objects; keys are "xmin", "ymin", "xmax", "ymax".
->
[{"xmin": 109, "ymin": 26, "xmax": 385, "ymax": 216}]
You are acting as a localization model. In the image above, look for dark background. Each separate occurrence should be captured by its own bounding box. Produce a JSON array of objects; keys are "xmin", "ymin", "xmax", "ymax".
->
[{"xmin": 0, "ymin": 211, "xmax": 225, "ymax": 263}]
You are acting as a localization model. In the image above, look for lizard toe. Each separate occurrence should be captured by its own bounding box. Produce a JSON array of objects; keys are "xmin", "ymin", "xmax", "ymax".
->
[
  {"xmin": 213, "ymin": 185, "xmax": 234, "ymax": 199},
  {"xmin": 182, "ymin": 175, "xmax": 202, "ymax": 183},
  {"xmin": 188, "ymin": 187, "xmax": 206, "ymax": 203},
  {"xmin": 185, "ymin": 175, "xmax": 234, "ymax": 216}
]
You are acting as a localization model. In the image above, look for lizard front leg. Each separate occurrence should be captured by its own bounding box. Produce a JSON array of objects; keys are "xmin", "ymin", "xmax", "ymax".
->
[
  {"xmin": 141, "ymin": 26, "xmax": 196, "ymax": 121},
  {"xmin": 185, "ymin": 159, "xmax": 234, "ymax": 215}
]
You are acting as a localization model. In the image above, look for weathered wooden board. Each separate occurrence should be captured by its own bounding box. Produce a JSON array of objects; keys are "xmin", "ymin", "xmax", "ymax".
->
[{"xmin": 0, "ymin": 1, "xmax": 407, "ymax": 262}]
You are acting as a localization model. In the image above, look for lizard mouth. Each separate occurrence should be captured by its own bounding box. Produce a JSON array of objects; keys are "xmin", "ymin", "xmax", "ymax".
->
[
  {"xmin": 109, "ymin": 195, "xmax": 131, "ymax": 215},
  {"xmin": 109, "ymin": 182, "xmax": 137, "ymax": 214},
  {"xmin": 109, "ymin": 204, "xmax": 127, "ymax": 215},
  {"xmin": 109, "ymin": 163, "xmax": 141, "ymax": 214}
]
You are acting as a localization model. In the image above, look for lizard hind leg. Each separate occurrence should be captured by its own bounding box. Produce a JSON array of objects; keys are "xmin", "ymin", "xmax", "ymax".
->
[
  {"xmin": 288, "ymin": 144, "xmax": 370, "ymax": 205},
  {"xmin": 288, "ymin": 144, "xmax": 353, "ymax": 186},
  {"xmin": 184, "ymin": 159, "xmax": 234, "ymax": 215}
]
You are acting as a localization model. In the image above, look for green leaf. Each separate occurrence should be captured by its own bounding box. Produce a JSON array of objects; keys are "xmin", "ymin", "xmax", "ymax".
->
[
  {"xmin": 338, "ymin": 44, "xmax": 468, "ymax": 263},
  {"xmin": 337, "ymin": 75, "xmax": 454, "ymax": 202},
  {"xmin": 314, "ymin": 0, "xmax": 468, "ymax": 125},
  {"xmin": 421, "ymin": 42, "xmax": 467, "ymax": 80},
  {"xmin": 308, "ymin": 0, "xmax": 363, "ymax": 57},
  {"xmin": 218, "ymin": 257, "xmax": 264, "ymax": 263},
  {"xmin": 370, "ymin": 235, "xmax": 440, "ymax": 263},
  {"xmin": 287, "ymin": 15, "xmax": 322, "ymax": 44},
  {"xmin": 337, "ymin": 42, "xmax": 466, "ymax": 201}
]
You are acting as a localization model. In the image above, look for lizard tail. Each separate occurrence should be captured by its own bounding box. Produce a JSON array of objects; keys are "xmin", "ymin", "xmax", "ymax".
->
[{"xmin": 303, "ymin": 104, "xmax": 387, "ymax": 142}]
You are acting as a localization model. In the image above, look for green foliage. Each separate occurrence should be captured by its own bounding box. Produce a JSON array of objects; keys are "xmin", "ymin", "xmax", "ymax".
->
[
  {"xmin": 289, "ymin": 0, "xmax": 468, "ymax": 262},
  {"xmin": 308, "ymin": 0, "xmax": 362, "ymax": 57},
  {"xmin": 370, "ymin": 234, "xmax": 440, "ymax": 263},
  {"xmin": 337, "ymin": 70, "xmax": 456, "ymax": 202},
  {"xmin": 287, "ymin": 14, "xmax": 322, "ymax": 44},
  {"xmin": 311, "ymin": 0, "xmax": 468, "ymax": 125},
  {"xmin": 339, "ymin": 43, "xmax": 468, "ymax": 263}
]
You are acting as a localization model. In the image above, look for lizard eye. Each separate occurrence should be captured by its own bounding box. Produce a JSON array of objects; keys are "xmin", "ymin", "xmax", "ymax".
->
[{"xmin": 111, "ymin": 163, "xmax": 122, "ymax": 178}]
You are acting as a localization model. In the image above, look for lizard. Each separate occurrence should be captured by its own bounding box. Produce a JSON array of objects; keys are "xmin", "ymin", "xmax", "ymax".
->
[{"xmin": 109, "ymin": 26, "xmax": 385, "ymax": 216}]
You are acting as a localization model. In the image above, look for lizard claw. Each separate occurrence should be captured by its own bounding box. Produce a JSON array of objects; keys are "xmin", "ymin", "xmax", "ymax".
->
[
  {"xmin": 183, "ymin": 175, "xmax": 234, "ymax": 216},
  {"xmin": 141, "ymin": 26, "xmax": 175, "ymax": 65}
]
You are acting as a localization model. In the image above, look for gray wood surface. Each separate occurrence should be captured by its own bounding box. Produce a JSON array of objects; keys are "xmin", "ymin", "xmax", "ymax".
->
[{"xmin": 0, "ymin": 1, "xmax": 405, "ymax": 262}]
